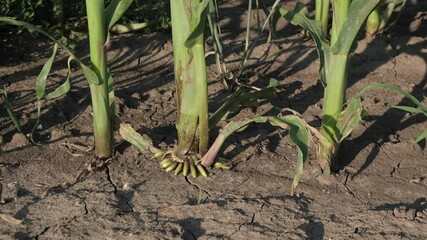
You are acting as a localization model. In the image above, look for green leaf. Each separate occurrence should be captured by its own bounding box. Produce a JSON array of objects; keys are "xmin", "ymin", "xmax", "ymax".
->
[
  {"xmin": 354, "ymin": 83, "xmax": 426, "ymax": 112},
  {"xmin": 221, "ymin": 119, "xmax": 256, "ymax": 138},
  {"xmin": 107, "ymin": 70, "xmax": 115, "ymax": 114},
  {"xmin": 391, "ymin": 105, "xmax": 425, "ymax": 115},
  {"xmin": 336, "ymin": 97, "xmax": 363, "ymax": 142},
  {"xmin": 352, "ymin": 83, "xmax": 427, "ymax": 143},
  {"xmin": 279, "ymin": 3, "xmax": 330, "ymax": 83},
  {"xmin": 80, "ymin": 63, "xmax": 100, "ymax": 85},
  {"xmin": 268, "ymin": 78, "xmax": 279, "ymax": 88},
  {"xmin": 0, "ymin": 17, "xmax": 100, "ymax": 85},
  {"xmin": 185, "ymin": 0, "xmax": 210, "ymax": 48},
  {"xmin": 36, "ymin": 44, "xmax": 58, "ymax": 101},
  {"xmin": 1, "ymin": 86, "xmax": 22, "ymax": 133},
  {"xmin": 105, "ymin": 0, "xmax": 133, "ymax": 30},
  {"xmin": 109, "ymin": 22, "xmax": 149, "ymax": 34},
  {"xmin": 208, "ymin": 85, "xmax": 277, "ymax": 128},
  {"xmin": 119, "ymin": 123, "xmax": 154, "ymax": 152},
  {"xmin": 0, "ymin": 17, "xmax": 75, "ymax": 56},
  {"xmin": 415, "ymin": 129, "xmax": 427, "ymax": 143},
  {"xmin": 45, "ymin": 56, "xmax": 73, "ymax": 100},
  {"xmin": 331, "ymin": 0, "xmax": 382, "ymax": 55},
  {"xmin": 202, "ymin": 113, "xmax": 309, "ymax": 194},
  {"xmin": 270, "ymin": 115, "xmax": 309, "ymax": 195},
  {"xmin": 385, "ymin": 0, "xmax": 405, "ymax": 4}
]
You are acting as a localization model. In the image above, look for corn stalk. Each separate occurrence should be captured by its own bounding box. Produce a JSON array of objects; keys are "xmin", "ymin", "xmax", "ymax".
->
[
  {"xmin": 280, "ymin": 0, "xmax": 386, "ymax": 173},
  {"xmin": 171, "ymin": 0, "xmax": 210, "ymax": 158},
  {"xmin": 0, "ymin": 0, "xmax": 133, "ymax": 158},
  {"xmin": 85, "ymin": 0, "xmax": 113, "ymax": 158}
]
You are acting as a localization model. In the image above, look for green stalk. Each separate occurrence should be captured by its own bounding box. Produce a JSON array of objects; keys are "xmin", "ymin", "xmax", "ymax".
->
[
  {"xmin": 315, "ymin": 0, "xmax": 330, "ymax": 35},
  {"xmin": 85, "ymin": 0, "xmax": 113, "ymax": 158},
  {"xmin": 330, "ymin": 0, "xmax": 350, "ymax": 44},
  {"xmin": 171, "ymin": 0, "xmax": 209, "ymax": 157},
  {"xmin": 321, "ymin": 54, "xmax": 349, "ymax": 142},
  {"xmin": 321, "ymin": 0, "xmax": 350, "ymax": 171}
]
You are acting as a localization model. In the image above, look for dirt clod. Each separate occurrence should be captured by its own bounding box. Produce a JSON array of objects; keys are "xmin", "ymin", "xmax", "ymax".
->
[{"xmin": 7, "ymin": 133, "xmax": 29, "ymax": 148}]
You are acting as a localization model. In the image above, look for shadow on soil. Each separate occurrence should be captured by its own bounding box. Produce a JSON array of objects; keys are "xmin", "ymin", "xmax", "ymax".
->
[
  {"xmin": 176, "ymin": 217, "xmax": 206, "ymax": 240},
  {"xmin": 370, "ymin": 197, "xmax": 427, "ymax": 212}
]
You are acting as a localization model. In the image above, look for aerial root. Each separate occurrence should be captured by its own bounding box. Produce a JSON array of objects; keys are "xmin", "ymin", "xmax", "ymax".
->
[{"xmin": 156, "ymin": 152, "xmax": 209, "ymax": 178}]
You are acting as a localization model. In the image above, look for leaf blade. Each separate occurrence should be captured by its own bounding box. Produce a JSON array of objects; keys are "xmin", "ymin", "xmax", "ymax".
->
[
  {"xmin": 105, "ymin": 0, "xmax": 133, "ymax": 31},
  {"xmin": 279, "ymin": 3, "xmax": 330, "ymax": 83},
  {"xmin": 336, "ymin": 97, "xmax": 363, "ymax": 142},
  {"xmin": 331, "ymin": 0, "xmax": 382, "ymax": 55},
  {"xmin": 36, "ymin": 44, "xmax": 58, "ymax": 101}
]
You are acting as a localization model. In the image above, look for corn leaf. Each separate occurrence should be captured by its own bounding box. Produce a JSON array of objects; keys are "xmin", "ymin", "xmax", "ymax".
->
[
  {"xmin": 32, "ymin": 44, "xmax": 59, "ymax": 140},
  {"xmin": 185, "ymin": 0, "xmax": 210, "ymax": 48},
  {"xmin": 81, "ymin": 63, "xmax": 101, "ymax": 85},
  {"xmin": 0, "ymin": 17, "xmax": 74, "ymax": 55},
  {"xmin": 45, "ymin": 56, "xmax": 73, "ymax": 100},
  {"xmin": 107, "ymin": 70, "xmax": 115, "ymax": 114},
  {"xmin": 0, "ymin": 17, "xmax": 100, "ymax": 85},
  {"xmin": 391, "ymin": 105, "xmax": 426, "ymax": 115},
  {"xmin": 119, "ymin": 123, "xmax": 154, "ymax": 152},
  {"xmin": 385, "ymin": 0, "xmax": 405, "ymax": 4},
  {"xmin": 109, "ymin": 22, "xmax": 149, "ymax": 34},
  {"xmin": 221, "ymin": 119, "xmax": 256, "ymax": 138},
  {"xmin": 352, "ymin": 83, "xmax": 427, "ymax": 143},
  {"xmin": 279, "ymin": 3, "xmax": 330, "ymax": 83},
  {"xmin": 336, "ymin": 97, "xmax": 363, "ymax": 142},
  {"xmin": 208, "ymin": 84, "xmax": 277, "ymax": 128},
  {"xmin": 354, "ymin": 83, "xmax": 426, "ymax": 111},
  {"xmin": 105, "ymin": 0, "xmax": 133, "ymax": 31},
  {"xmin": 415, "ymin": 129, "xmax": 427, "ymax": 143},
  {"xmin": 267, "ymin": 115, "xmax": 309, "ymax": 195},
  {"xmin": 332, "ymin": 0, "xmax": 382, "ymax": 55},
  {"xmin": 36, "ymin": 44, "xmax": 58, "ymax": 101},
  {"xmin": 1, "ymin": 86, "xmax": 23, "ymax": 133},
  {"xmin": 201, "ymin": 114, "xmax": 309, "ymax": 194}
]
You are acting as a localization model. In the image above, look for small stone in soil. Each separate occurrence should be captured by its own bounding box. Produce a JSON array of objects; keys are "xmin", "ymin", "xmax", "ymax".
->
[
  {"xmin": 50, "ymin": 128, "xmax": 66, "ymax": 141},
  {"xmin": 393, "ymin": 206, "xmax": 417, "ymax": 221},
  {"xmin": 405, "ymin": 208, "xmax": 417, "ymax": 221},
  {"xmin": 7, "ymin": 133, "xmax": 29, "ymax": 148}
]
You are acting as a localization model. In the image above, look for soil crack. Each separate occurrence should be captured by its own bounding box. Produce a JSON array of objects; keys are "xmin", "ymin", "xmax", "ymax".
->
[
  {"xmin": 390, "ymin": 162, "xmax": 401, "ymax": 176},
  {"xmin": 344, "ymin": 173, "xmax": 366, "ymax": 205},
  {"xmin": 105, "ymin": 165, "xmax": 118, "ymax": 194},
  {"xmin": 35, "ymin": 226, "xmax": 50, "ymax": 240},
  {"xmin": 250, "ymin": 213, "xmax": 256, "ymax": 224},
  {"xmin": 185, "ymin": 177, "xmax": 211, "ymax": 199}
]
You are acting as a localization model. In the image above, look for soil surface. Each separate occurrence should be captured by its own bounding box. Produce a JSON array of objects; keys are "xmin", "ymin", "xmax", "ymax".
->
[{"xmin": 1, "ymin": 1, "xmax": 427, "ymax": 239}]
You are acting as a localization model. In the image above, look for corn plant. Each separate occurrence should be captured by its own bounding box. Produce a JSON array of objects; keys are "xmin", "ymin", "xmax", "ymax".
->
[
  {"xmin": 0, "ymin": 0, "xmax": 133, "ymax": 159},
  {"xmin": 120, "ymin": 0, "xmax": 212, "ymax": 177},
  {"xmin": 279, "ymin": 0, "xmax": 405, "ymax": 173},
  {"xmin": 120, "ymin": 0, "xmax": 311, "ymax": 194}
]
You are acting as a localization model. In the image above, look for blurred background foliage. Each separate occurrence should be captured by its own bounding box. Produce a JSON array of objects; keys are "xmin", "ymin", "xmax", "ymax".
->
[{"xmin": 0, "ymin": 0, "xmax": 171, "ymax": 36}]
